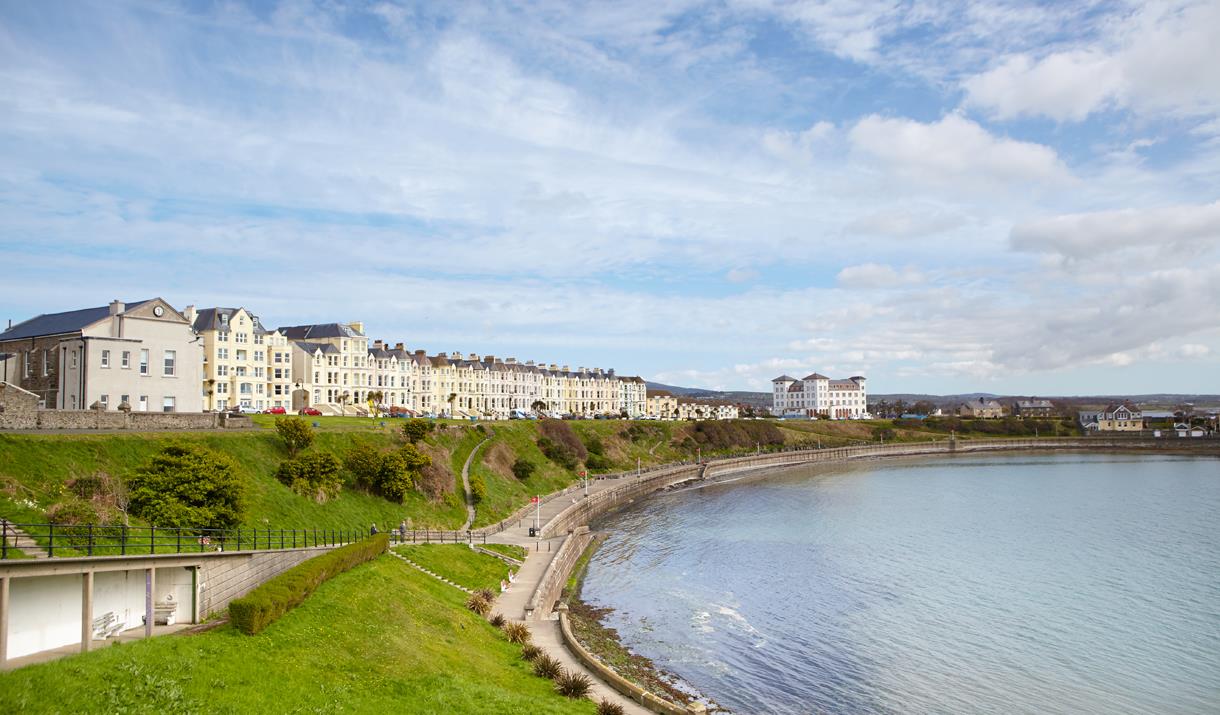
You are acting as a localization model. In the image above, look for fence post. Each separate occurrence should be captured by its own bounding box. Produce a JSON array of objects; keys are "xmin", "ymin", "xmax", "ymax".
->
[
  {"xmin": 237, "ymin": 528, "xmax": 242, "ymax": 551},
  {"xmin": 177, "ymin": 529, "xmax": 182, "ymax": 554},
  {"xmin": 280, "ymin": 529, "xmax": 284, "ymax": 550},
  {"xmin": 48, "ymin": 523, "xmax": 55, "ymax": 558},
  {"xmin": 88, "ymin": 524, "xmax": 94, "ymax": 557},
  {"xmin": 293, "ymin": 529, "xmax": 297, "ymax": 549},
  {"xmin": 121, "ymin": 525, "xmax": 127, "ymax": 555},
  {"xmin": 1, "ymin": 519, "xmax": 6, "ymax": 560}
]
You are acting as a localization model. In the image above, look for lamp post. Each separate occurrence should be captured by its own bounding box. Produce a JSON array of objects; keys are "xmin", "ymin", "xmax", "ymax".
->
[{"xmin": 581, "ymin": 470, "xmax": 588, "ymax": 497}]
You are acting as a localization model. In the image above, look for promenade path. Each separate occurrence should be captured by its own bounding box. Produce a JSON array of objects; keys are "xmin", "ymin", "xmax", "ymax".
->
[
  {"xmin": 459, "ymin": 435, "xmax": 493, "ymax": 531},
  {"xmin": 488, "ymin": 472, "xmax": 655, "ymax": 715}
]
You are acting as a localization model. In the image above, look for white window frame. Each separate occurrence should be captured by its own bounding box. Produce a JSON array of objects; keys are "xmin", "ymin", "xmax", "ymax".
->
[{"xmin": 163, "ymin": 350, "xmax": 176, "ymax": 376}]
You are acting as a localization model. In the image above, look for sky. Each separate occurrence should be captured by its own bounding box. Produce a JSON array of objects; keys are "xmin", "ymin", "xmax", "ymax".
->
[{"xmin": 1, "ymin": 0, "xmax": 1218, "ymax": 396}]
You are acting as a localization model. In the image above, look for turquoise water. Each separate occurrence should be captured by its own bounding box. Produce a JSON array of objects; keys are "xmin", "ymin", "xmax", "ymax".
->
[{"xmin": 583, "ymin": 453, "xmax": 1220, "ymax": 714}]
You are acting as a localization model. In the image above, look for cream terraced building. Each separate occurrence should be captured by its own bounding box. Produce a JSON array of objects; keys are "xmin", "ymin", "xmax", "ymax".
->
[
  {"xmin": 187, "ymin": 306, "xmax": 293, "ymax": 412},
  {"xmin": 772, "ymin": 373, "xmax": 869, "ymax": 419}
]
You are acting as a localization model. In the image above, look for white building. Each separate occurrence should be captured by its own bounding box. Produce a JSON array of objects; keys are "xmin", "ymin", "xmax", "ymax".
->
[{"xmin": 772, "ymin": 373, "xmax": 868, "ymax": 419}]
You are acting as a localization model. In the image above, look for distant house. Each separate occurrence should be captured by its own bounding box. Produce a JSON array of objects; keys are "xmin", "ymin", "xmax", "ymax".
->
[
  {"xmin": 1012, "ymin": 399, "xmax": 1054, "ymax": 418},
  {"xmin": 957, "ymin": 398, "xmax": 1005, "ymax": 419},
  {"xmin": 1080, "ymin": 402, "xmax": 1144, "ymax": 432}
]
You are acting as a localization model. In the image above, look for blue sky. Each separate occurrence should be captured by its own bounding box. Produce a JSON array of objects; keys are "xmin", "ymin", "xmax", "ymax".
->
[{"xmin": 1, "ymin": 0, "xmax": 1218, "ymax": 395}]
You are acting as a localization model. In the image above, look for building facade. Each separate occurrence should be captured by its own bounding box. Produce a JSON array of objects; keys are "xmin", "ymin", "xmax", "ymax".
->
[
  {"xmin": 957, "ymin": 398, "xmax": 1005, "ymax": 419},
  {"xmin": 0, "ymin": 299, "xmax": 203, "ymax": 412},
  {"xmin": 771, "ymin": 373, "xmax": 869, "ymax": 419},
  {"xmin": 187, "ymin": 306, "xmax": 291, "ymax": 412},
  {"xmin": 1079, "ymin": 403, "xmax": 1144, "ymax": 432}
]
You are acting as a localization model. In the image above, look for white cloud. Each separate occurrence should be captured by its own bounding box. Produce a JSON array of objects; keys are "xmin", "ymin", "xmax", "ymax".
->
[
  {"xmin": 963, "ymin": 50, "xmax": 1124, "ymax": 121},
  {"xmin": 1011, "ymin": 201, "xmax": 1220, "ymax": 258},
  {"xmin": 726, "ymin": 267, "xmax": 761, "ymax": 283},
  {"xmin": 962, "ymin": 0, "xmax": 1220, "ymax": 122},
  {"xmin": 844, "ymin": 205, "xmax": 965, "ymax": 237},
  {"xmin": 849, "ymin": 114, "xmax": 1071, "ymax": 187},
  {"xmin": 836, "ymin": 263, "xmax": 924, "ymax": 289}
]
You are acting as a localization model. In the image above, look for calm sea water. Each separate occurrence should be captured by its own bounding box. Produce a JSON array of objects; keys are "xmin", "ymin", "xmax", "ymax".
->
[{"xmin": 582, "ymin": 453, "xmax": 1220, "ymax": 714}]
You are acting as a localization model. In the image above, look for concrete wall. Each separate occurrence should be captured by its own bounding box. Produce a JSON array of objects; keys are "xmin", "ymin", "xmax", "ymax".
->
[
  {"xmin": 525, "ymin": 529, "xmax": 592, "ymax": 620},
  {"xmin": 0, "ymin": 545, "xmax": 336, "ymax": 664},
  {"xmin": 0, "ymin": 407, "xmax": 232, "ymax": 431}
]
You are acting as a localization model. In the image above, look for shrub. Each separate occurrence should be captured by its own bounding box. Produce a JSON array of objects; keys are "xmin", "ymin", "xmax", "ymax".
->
[
  {"xmin": 274, "ymin": 417, "xmax": 314, "ymax": 457},
  {"xmin": 476, "ymin": 587, "xmax": 496, "ymax": 601},
  {"xmin": 276, "ymin": 452, "xmax": 343, "ymax": 502},
  {"xmin": 503, "ymin": 621, "xmax": 531, "ymax": 644},
  {"xmin": 489, "ymin": 613, "xmax": 506, "ymax": 628},
  {"xmin": 400, "ymin": 419, "xmax": 434, "ymax": 444},
  {"xmin": 583, "ymin": 434, "xmax": 605, "ymax": 456},
  {"xmin": 511, "ymin": 458, "xmax": 535, "ymax": 481},
  {"xmin": 466, "ymin": 592, "xmax": 491, "ymax": 616},
  {"xmin": 533, "ymin": 654, "xmax": 563, "ymax": 680},
  {"xmin": 555, "ymin": 670, "xmax": 592, "ymax": 698},
  {"xmin": 537, "ymin": 419, "xmax": 587, "ymax": 469},
  {"xmin": 597, "ymin": 700, "xmax": 625, "ymax": 715},
  {"xmin": 520, "ymin": 643, "xmax": 543, "ymax": 662},
  {"xmin": 127, "ymin": 443, "xmax": 245, "ymax": 529},
  {"xmin": 45, "ymin": 497, "xmax": 99, "ymax": 525},
  {"xmin": 344, "ymin": 444, "xmax": 431, "ymax": 503},
  {"xmin": 585, "ymin": 453, "xmax": 611, "ymax": 472},
  {"xmin": 469, "ymin": 473, "xmax": 487, "ymax": 504},
  {"xmin": 228, "ymin": 534, "xmax": 388, "ymax": 635}
]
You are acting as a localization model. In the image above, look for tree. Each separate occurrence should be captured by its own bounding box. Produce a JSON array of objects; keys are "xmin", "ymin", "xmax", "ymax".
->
[
  {"xmin": 911, "ymin": 400, "xmax": 937, "ymax": 416},
  {"xmin": 401, "ymin": 418, "xmax": 434, "ymax": 443},
  {"xmin": 447, "ymin": 392, "xmax": 458, "ymax": 416},
  {"xmin": 127, "ymin": 443, "xmax": 245, "ymax": 529},
  {"xmin": 276, "ymin": 453, "xmax": 342, "ymax": 502},
  {"xmin": 343, "ymin": 443, "xmax": 431, "ymax": 503},
  {"xmin": 531, "ymin": 400, "xmax": 547, "ymax": 414},
  {"xmin": 275, "ymin": 416, "xmax": 315, "ymax": 457}
]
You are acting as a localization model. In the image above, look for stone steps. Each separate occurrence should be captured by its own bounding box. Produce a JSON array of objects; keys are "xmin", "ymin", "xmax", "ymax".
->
[
  {"xmin": 388, "ymin": 551, "xmax": 473, "ymax": 594},
  {"xmin": 1, "ymin": 523, "xmax": 49, "ymax": 558}
]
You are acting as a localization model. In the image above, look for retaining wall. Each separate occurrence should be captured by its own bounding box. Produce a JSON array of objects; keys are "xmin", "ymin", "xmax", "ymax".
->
[{"xmin": 524, "ymin": 528, "xmax": 592, "ymax": 620}]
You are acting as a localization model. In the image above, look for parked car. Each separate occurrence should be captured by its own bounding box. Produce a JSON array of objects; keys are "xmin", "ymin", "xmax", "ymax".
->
[
  {"xmin": 299, "ymin": 407, "xmax": 322, "ymax": 416},
  {"xmin": 265, "ymin": 406, "xmax": 286, "ymax": 415}
]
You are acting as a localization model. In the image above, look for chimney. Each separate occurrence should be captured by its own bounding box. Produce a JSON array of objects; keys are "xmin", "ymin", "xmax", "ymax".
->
[
  {"xmin": 415, "ymin": 349, "xmax": 426, "ymax": 356},
  {"xmin": 525, "ymin": 360, "xmax": 534, "ymax": 366},
  {"xmin": 373, "ymin": 340, "xmax": 384, "ymax": 350},
  {"xmin": 109, "ymin": 300, "xmax": 125, "ymax": 316},
  {"xmin": 184, "ymin": 305, "xmax": 196, "ymax": 323},
  {"xmin": 483, "ymin": 355, "xmax": 494, "ymax": 364},
  {"xmin": 395, "ymin": 343, "xmax": 405, "ymax": 351},
  {"xmin": 562, "ymin": 365, "xmax": 570, "ymax": 372},
  {"xmin": 505, "ymin": 357, "xmax": 516, "ymax": 365},
  {"xmin": 468, "ymin": 352, "xmax": 478, "ymax": 361},
  {"xmin": 349, "ymin": 321, "xmax": 364, "ymax": 334}
]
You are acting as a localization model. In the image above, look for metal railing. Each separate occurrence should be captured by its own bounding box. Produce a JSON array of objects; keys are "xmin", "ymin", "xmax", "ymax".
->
[{"xmin": 0, "ymin": 520, "xmax": 372, "ymax": 560}]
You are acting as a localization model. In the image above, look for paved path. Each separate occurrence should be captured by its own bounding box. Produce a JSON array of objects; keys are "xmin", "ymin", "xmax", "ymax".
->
[
  {"xmin": 487, "ymin": 472, "xmax": 658, "ymax": 715},
  {"xmin": 459, "ymin": 435, "xmax": 493, "ymax": 531}
]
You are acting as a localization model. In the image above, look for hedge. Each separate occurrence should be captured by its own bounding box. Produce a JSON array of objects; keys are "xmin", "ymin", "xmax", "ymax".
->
[{"xmin": 229, "ymin": 533, "xmax": 389, "ymax": 635}]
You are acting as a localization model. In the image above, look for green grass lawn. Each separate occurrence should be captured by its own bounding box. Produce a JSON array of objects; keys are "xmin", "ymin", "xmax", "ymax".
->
[
  {"xmin": 0, "ymin": 554, "xmax": 593, "ymax": 715},
  {"xmin": 480, "ymin": 543, "xmax": 527, "ymax": 561},
  {"xmin": 393, "ymin": 544, "xmax": 513, "ymax": 591}
]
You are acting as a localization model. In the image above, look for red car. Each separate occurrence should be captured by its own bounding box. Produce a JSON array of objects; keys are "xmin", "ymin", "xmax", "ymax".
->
[
  {"xmin": 298, "ymin": 407, "xmax": 322, "ymax": 416},
  {"xmin": 266, "ymin": 406, "xmax": 287, "ymax": 415}
]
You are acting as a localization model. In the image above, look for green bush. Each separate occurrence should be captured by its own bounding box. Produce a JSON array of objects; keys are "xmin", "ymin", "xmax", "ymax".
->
[
  {"xmin": 400, "ymin": 419, "xmax": 434, "ymax": 444},
  {"xmin": 228, "ymin": 534, "xmax": 389, "ymax": 635},
  {"xmin": 585, "ymin": 453, "xmax": 611, "ymax": 472},
  {"xmin": 597, "ymin": 700, "xmax": 625, "ymax": 715},
  {"xmin": 533, "ymin": 654, "xmax": 562, "ymax": 679},
  {"xmin": 275, "ymin": 453, "xmax": 343, "ymax": 502},
  {"xmin": 274, "ymin": 417, "xmax": 314, "ymax": 457},
  {"xmin": 537, "ymin": 419, "xmax": 587, "ymax": 469},
  {"xmin": 469, "ymin": 473, "xmax": 487, "ymax": 504},
  {"xmin": 555, "ymin": 669, "xmax": 592, "ymax": 698},
  {"xmin": 343, "ymin": 444, "xmax": 431, "ymax": 503},
  {"xmin": 511, "ymin": 458, "xmax": 536, "ymax": 480},
  {"xmin": 503, "ymin": 621, "xmax": 531, "ymax": 644},
  {"xmin": 128, "ymin": 443, "xmax": 245, "ymax": 529}
]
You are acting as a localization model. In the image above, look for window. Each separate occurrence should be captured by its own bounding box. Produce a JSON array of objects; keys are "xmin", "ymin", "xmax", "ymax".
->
[
  {"xmin": 217, "ymin": 383, "xmax": 228, "ymax": 394},
  {"xmin": 236, "ymin": 350, "xmax": 247, "ymax": 361},
  {"xmin": 235, "ymin": 332, "xmax": 248, "ymax": 344},
  {"xmin": 236, "ymin": 366, "xmax": 247, "ymax": 377},
  {"xmin": 274, "ymin": 352, "xmax": 283, "ymax": 363},
  {"xmin": 218, "ymin": 347, "xmax": 228, "ymax": 360},
  {"xmin": 254, "ymin": 351, "xmax": 264, "ymax": 362},
  {"xmin": 240, "ymin": 382, "xmax": 253, "ymax": 395},
  {"xmin": 254, "ymin": 333, "xmax": 264, "ymax": 344},
  {"xmin": 139, "ymin": 349, "xmax": 149, "ymax": 375},
  {"xmin": 162, "ymin": 396, "xmax": 175, "ymax": 413},
  {"xmin": 23, "ymin": 351, "xmax": 31, "ymax": 377},
  {"xmin": 121, "ymin": 394, "xmax": 129, "ymax": 406},
  {"xmin": 217, "ymin": 364, "xmax": 228, "ymax": 376},
  {"xmin": 121, "ymin": 351, "xmax": 130, "ymax": 369},
  {"xmin": 100, "ymin": 394, "xmax": 109, "ymax": 409},
  {"xmin": 254, "ymin": 367, "xmax": 264, "ymax": 378},
  {"xmin": 42, "ymin": 349, "xmax": 49, "ymax": 376},
  {"xmin": 101, "ymin": 350, "xmax": 111, "ymax": 368},
  {"xmin": 163, "ymin": 350, "xmax": 176, "ymax": 376}
]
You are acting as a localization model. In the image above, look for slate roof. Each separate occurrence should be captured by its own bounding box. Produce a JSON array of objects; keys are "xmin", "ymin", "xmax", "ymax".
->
[
  {"xmin": 278, "ymin": 323, "xmax": 364, "ymax": 340},
  {"xmin": 192, "ymin": 307, "xmax": 270, "ymax": 335},
  {"xmin": 0, "ymin": 300, "xmax": 152, "ymax": 341},
  {"xmin": 771, "ymin": 375, "xmax": 797, "ymax": 382},
  {"xmin": 295, "ymin": 341, "xmax": 340, "ymax": 355},
  {"xmin": 803, "ymin": 373, "xmax": 830, "ymax": 381}
]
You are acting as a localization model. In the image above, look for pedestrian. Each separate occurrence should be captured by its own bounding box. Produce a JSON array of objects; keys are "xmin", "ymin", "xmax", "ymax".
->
[
  {"xmin": 370, "ymin": 522, "xmax": 378, "ymax": 536},
  {"xmin": 399, "ymin": 520, "xmax": 407, "ymax": 539}
]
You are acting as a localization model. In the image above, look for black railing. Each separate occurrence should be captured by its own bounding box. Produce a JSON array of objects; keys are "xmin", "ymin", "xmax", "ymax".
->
[{"xmin": 0, "ymin": 520, "xmax": 374, "ymax": 560}]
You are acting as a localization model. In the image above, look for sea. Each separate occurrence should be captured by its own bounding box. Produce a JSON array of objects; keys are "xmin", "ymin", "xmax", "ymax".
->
[{"xmin": 581, "ymin": 452, "xmax": 1220, "ymax": 714}]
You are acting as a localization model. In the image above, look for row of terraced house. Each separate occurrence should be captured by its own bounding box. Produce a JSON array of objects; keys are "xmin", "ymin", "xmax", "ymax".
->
[{"xmin": 0, "ymin": 298, "xmax": 647, "ymax": 419}]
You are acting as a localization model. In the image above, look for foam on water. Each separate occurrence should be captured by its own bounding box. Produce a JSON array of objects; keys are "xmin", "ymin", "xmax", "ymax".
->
[{"xmin": 582, "ymin": 453, "xmax": 1220, "ymax": 715}]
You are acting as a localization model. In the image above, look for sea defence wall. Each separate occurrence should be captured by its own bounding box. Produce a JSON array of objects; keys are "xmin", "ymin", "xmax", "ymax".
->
[{"xmin": 0, "ymin": 545, "xmax": 334, "ymax": 666}]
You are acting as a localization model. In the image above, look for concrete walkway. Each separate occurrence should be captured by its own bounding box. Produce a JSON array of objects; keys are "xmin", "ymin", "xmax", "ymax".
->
[
  {"xmin": 487, "ymin": 472, "xmax": 656, "ymax": 715},
  {"xmin": 459, "ymin": 435, "xmax": 493, "ymax": 531}
]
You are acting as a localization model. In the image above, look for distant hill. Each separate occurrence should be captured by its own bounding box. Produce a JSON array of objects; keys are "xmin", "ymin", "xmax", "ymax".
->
[{"xmin": 645, "ymin": 381, "xmax": 1220, "ymax": 411}]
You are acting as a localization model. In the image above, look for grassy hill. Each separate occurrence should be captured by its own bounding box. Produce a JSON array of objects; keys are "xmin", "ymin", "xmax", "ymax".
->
[
  {"xmin": 0, "ymin": 549, "xmax": 594, "ymax": 714},
  {"xmin": 0, "ymin": 415, "xmax": 1007, "ymax": 544}
]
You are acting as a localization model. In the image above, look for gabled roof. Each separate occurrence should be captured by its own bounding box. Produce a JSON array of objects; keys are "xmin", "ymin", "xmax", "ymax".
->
[
  {"xmin": 771, "ymin": 375, "xmax": 797, "ymax": 382},
  {"xmin": 788, "ymin": 383, "xmax": 804, "ymax": 392},
  {"xmin": 294, "ymin": 341, "xmax": 339, "ymax": 355},
  {"xmin": 192, "ymin": 307, "xmax": 269, "ymax": 335},
  {"xmin": 0, "ymin": 300, "xmax": 152, "ymax": 341},
  {"xmin": 278, "ymin": 323, "xmax": 364, "ymax": 340},
  {"xmin": 803, "ymin": 373, "xmax": 830, "ymax": 381}
]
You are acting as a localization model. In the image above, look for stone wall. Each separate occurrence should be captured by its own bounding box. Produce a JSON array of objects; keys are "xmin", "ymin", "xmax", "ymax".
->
[
  {"xmin": 0, "ymin": 382, "xmax": 39, "ymax": 429},
  {"xmin": 0, "ymin": 405, "xmax": 228, "ymax": 431},
  {"xmin": 198, "ymin": 546, "xmax": 332, "ymax": 617},
  {"xmin": 525, "ymin": 528, "xmax": 592, "ymax": 620}
]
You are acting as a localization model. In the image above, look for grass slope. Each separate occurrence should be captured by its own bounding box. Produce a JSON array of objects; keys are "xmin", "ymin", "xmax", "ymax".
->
[
  {"xmin": 394, "ymin": 544, "xmax": 512, "ymax": 591},
  {"xmin": 0, "ymin": 554, "xmax": 593, "ymax": 715}
]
